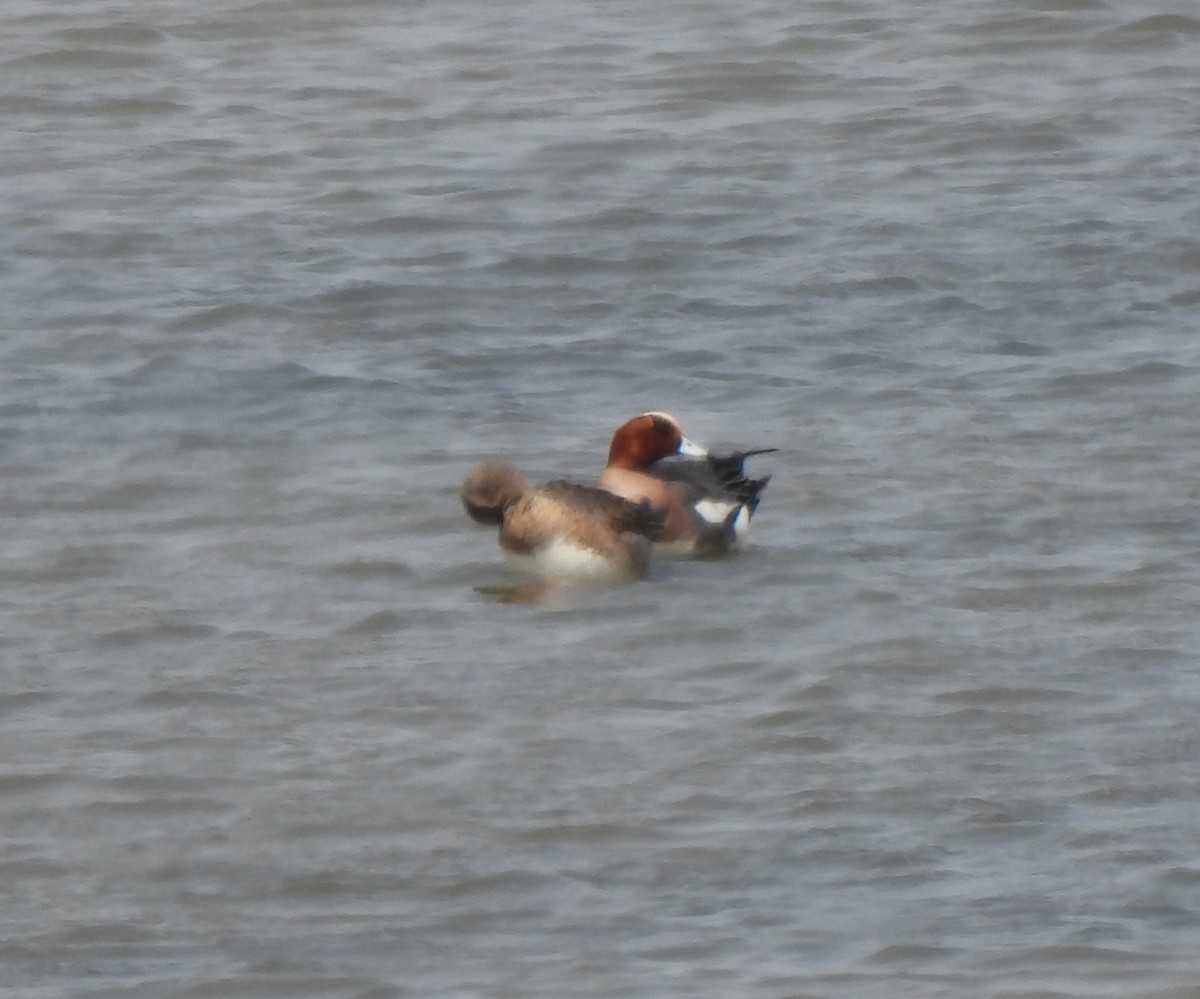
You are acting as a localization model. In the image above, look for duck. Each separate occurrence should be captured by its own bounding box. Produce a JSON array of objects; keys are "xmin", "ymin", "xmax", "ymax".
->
[
  {"xmin": 461, "ymin": 461, "xmax": 666, "ymax": 581},
  {"xmin": 596, "ymin": 412, "xmax": 774, "ymax": 556}
]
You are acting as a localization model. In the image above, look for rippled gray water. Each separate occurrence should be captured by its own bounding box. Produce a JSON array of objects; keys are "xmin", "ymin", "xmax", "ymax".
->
[{"xmin": 3, "ymin": 0, "xmax": 1200, "ymax": 996}]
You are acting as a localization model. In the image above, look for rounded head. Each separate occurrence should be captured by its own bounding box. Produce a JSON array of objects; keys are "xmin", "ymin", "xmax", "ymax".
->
[
  {"xmin": 461, "ymin": 462, "xmax": 528, "ymax": 525},
  {"xmin": 606, "ymin": 412, "xmax": 706, "ymax": 469}
]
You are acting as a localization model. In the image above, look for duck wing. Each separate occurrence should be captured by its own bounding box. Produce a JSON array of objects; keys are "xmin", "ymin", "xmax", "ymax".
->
[
  {"xmin": 653, "ymin": 449, "xmax": 776, "ymax": 514},
  {"xmin": 540, "ymin": 480, "xmax": 667, "ymax": 542}
]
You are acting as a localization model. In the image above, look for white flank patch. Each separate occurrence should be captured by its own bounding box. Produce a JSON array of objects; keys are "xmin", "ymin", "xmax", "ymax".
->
[
  {"xmin": 730, "ymin": 504, "xmax": 751, "ymax": 539},
  {"xmin": 694, "ymin": 498, "xmax": 738, "ymax": 525},
  {"xmin": 506, "ymin": 538, "xmax": 628, "ymax": 582}
]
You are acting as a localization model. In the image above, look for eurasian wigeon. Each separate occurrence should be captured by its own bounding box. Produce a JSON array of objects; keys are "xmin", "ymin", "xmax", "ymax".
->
[
  {"xmin": 596, "ymin": 412, "xmax": 774, "ymax": 556},
  {"xmin": 462, "ymin": 461, "xmax": 666, "ymax": 581}
]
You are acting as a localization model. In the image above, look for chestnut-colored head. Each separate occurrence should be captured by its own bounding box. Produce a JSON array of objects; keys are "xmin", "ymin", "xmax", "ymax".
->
[
  {"xmin": 461, "ymin": 462, "xmax": 529, "ymax": 525},
  {"xmin": 605, "ymin": 412, "xmax": 704, "ymax": 470}
]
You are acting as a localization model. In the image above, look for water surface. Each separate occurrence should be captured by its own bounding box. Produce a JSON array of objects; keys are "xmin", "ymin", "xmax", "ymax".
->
[{"xmin": 2, "ymin": 0, "xmax": 1199, "ymax": 996}]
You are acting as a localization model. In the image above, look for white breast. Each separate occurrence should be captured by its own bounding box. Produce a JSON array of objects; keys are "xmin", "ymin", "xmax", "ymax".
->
[{"xmin": 505, "ymin": 538, "xmax": 630, "ymax": 582}]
